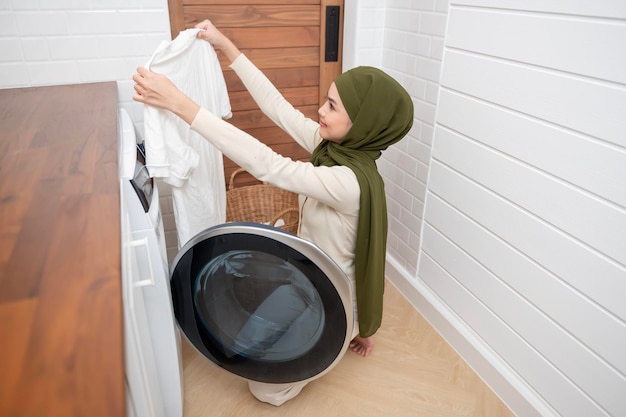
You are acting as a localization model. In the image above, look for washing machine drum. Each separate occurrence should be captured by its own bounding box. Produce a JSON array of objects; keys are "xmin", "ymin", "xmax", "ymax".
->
[{"xmin": 170, "ymin": 223, "xmax": 354, "ymax": 384}]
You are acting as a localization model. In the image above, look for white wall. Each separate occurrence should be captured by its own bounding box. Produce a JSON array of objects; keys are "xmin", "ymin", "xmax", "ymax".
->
[
  {"xmin": 389, "ymin": 1, "xmax": 626, "ymax": 416},
  {"xmin": 343, "ymin": 0, "xmax": 386, "ymax": 68},
  {"xmin": 0, "ymin": 0, "xmax": 171, "ymax": 125}
]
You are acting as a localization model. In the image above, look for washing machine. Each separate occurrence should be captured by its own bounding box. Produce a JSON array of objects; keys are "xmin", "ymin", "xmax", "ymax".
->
[
  {"xmin": 170, "ymin": 223, "xmax": 355, "ymax": 385},
  {"xmin": 119, "ymin": 109, "xmax": 183, "ymax": 417}
]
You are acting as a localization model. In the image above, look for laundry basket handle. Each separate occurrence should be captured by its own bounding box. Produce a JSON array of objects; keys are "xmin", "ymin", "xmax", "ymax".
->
[{"xmin": 228, "ymin": 167, "xmax": 268, "ymax": 191}]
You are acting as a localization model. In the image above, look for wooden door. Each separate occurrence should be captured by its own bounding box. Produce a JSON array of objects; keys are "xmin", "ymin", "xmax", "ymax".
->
[{"xmin": 167, "ymin": 0, "xmax": 344, "ymax": 187}]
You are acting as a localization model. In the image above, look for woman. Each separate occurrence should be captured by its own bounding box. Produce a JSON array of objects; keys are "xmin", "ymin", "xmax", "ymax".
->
[{"xmin": 133, "ymin": 19, "xmax": 413, "ymax": 406}]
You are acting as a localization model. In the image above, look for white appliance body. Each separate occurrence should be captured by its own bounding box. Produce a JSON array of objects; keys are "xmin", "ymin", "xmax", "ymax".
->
[{"xmin": 119, "ymin": 109, "xmax": 183, "ymax": 417}]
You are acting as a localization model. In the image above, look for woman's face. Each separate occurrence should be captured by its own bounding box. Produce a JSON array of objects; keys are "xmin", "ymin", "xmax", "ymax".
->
[{"xmin": 318, "ymin": 82, "xmax": 353, "ymax": 142}]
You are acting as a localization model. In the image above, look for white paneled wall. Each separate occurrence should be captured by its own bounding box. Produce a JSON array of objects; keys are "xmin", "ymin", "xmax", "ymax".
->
[{"xmin": 414, "ymin": 1, "xmax": 626, "ymax": 416}]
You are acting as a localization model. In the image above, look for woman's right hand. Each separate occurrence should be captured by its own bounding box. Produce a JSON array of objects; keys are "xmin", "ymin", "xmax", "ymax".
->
[
  {"xmin": 194, "ymin": 19, "xmax": 242, "ymax": 63},
  {"xmin": 195, "ymin": 20, "xmax": 225, "ymax": 47}
]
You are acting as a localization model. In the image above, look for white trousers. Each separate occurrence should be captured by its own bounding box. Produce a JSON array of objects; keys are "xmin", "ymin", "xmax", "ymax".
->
[
  {"xmin": 246, "ymin": 326, "xmax": 359, "ymax": 406},
  {"xmin": 248, "ymin": 380, "xmax": 308, "ymax": 406}
]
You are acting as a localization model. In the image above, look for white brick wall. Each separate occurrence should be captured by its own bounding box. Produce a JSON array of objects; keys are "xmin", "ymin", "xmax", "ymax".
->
[
  {"xmin": 346, "ymin": 0, "xmax": 448, "ymax": 277},
  {"xmin": 0, "ymin": 0, "xmax": 171, "ymax": 127}
]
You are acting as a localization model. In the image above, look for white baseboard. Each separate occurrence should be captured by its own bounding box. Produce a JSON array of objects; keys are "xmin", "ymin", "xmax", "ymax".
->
[{"xmin": 385, "ymin": 258, "xmax": 557, "ymax": 417}]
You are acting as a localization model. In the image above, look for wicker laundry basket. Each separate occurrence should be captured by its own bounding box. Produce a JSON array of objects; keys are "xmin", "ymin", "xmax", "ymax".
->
[{"xmin": 225, "ymin": 168, "xmax": 300, "ymax": 234}]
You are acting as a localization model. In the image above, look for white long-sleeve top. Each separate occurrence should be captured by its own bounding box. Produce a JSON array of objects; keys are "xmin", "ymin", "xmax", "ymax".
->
[
  {"xmin": 145, "ymin": 28, "xmax": 231, "ymax": 247},
  {"xmin": 190, "ymin": 54, "xmax": 360, "ymax": 317}
]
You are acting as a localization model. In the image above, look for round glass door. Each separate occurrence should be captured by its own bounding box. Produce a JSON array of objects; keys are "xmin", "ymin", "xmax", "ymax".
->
[{"xmin": 170, "ymin": 223, "xmax": 353, "ymax": 384}]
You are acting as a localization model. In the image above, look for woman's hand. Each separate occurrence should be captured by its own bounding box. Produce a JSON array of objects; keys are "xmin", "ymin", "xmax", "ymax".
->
[
  {"xmin": 132, "ymin": 67, "xmax": 200, "ymax": 124},
  {"xmin": 194, "ymin": 19, "xmax": 225, "ymax": 47},
  {"xmin": 194, "ymin": 19, "xmax": 242, "ymax": 64},
  {"xmin": 132, "ymin": 67, "xmax": 179, "ymax": 110}
]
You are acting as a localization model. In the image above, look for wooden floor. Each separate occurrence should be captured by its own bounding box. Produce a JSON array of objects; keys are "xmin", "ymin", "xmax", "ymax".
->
[{"xmin": 181, "ymin": 281, "xmax": 516, "ymax": 417}]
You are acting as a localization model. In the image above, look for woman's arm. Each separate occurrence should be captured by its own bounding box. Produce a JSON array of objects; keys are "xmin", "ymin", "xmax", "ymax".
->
[
  {"xmin": 194, "ymin": 19, "xmax": 321, "ymax": 153},
  {"xmin": 190, "ymin": 108, "xmax": 359, "ymax": 212},
  {"xmin": 132, "ymin": 19, "xmax": 357, "ymax": 209},
  {"xmin": 131, "ymin": 68, "xmax": 358, "ymax": 211},
  {"xmin": 230, "ymin": 55, "xmax": 322, "ymax": 153}
]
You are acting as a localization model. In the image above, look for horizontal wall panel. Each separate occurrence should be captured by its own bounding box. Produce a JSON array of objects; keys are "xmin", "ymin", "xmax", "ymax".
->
[
  {"xmin": 422, "ymin": 223, "xmax": 625, "ymax": 416},
  {"xmin": 427, "ymin": 160, "xmax": 626, "ymax": 322},
  {"xmin": 425, "ymin": 193, "xmax": 626, "ymax": 375},
  {"xmin": 451, "ymin": 0, "xmax": 626, "ymax": 19},
  {"xmin": 440, "ymin": 50, "xmax": 626, "ymax": 147},
  {"xmin": 446, "ymin": 8, "xmax": 626, "ymax": 84},
  {"xmin": 433, "ymin": 126, "xmax": 626, "ymax": 265},
  {"xmin": 437, "ymin": 90, "xmax": 626, "ymax": 208},
  {"xmin": 418, "ymin": 251, "xmax": 608, "ymax": 417}
]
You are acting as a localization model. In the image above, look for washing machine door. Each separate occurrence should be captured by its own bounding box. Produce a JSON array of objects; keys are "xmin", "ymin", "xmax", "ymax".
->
[{"xmin": 170, "ymin": 222, "xmax": 354, "ymax": 385}]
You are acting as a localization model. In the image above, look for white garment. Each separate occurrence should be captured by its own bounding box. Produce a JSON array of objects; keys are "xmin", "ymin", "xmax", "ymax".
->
[{"xmin": 144, "ymin": 28, "xmax": 232, "ymax": 247}]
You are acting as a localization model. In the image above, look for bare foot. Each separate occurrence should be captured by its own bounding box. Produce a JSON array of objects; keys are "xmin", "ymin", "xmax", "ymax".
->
[{"xmin": 349, "ymin": 335, "xmax": 375, "ymax": 357}]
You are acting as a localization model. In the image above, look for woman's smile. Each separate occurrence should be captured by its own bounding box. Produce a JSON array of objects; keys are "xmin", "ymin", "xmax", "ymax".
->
[{"xmin": 317, "ymin": 82, "xmax": 352, "ymax": 142}]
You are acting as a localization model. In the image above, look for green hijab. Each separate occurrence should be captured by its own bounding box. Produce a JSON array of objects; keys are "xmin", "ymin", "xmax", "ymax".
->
[{"xmin": 310, "ymin": 66, "xmax": 413, "ymax": 337}]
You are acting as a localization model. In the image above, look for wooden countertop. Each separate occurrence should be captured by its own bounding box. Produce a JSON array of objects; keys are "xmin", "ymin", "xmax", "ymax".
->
[{"xmin": 0, "ymin": 83, "xmax": 124, "ymax": 417}]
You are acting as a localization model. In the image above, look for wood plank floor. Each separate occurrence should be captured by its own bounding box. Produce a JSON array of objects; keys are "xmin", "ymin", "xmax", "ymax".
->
[{"xmin": 181, "ymin": 280, "xmax": 516, "ymax": 417}]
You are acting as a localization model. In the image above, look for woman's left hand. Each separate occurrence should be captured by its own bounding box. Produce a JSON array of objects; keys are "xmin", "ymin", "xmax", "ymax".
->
[{"xmin": 132, "ymin": 67, "xmax": 200, "ymax": 124}]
